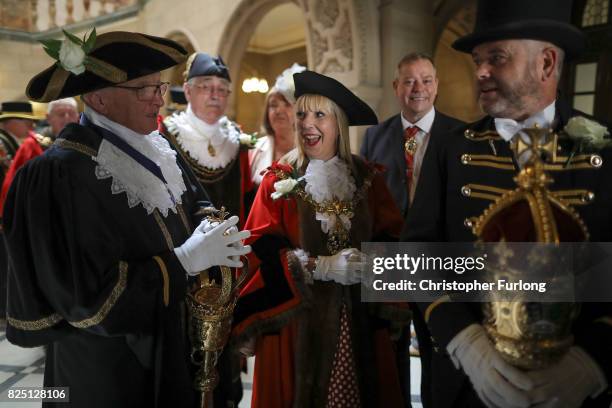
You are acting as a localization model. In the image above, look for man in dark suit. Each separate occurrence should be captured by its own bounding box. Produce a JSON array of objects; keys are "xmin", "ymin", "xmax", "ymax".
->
[
  {"xmin": 401, "ymin": 0, "xmax": 611, "ymax": 407},
  {"xmin": 360, "ymin": 53, "xmax": 463, "ymax": 216},
  {"xmin": 360, "ymin": 53, "xmax": 463, "ymax": 408}
]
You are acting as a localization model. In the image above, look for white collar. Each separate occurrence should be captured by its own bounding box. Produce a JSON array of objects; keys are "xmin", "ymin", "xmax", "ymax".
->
[
  {"xmin": 165, "ymin": 105, "xmax": 240, "ymax": 169},
  {"xmin": 401, "ymin": 107, "xmax": 436, "ymax": 133},
  {"xmin": 494, "ymin": 101, "xmax": 556, "ymax": 142},
  {"xmin": 85, "ymin": 106, "xmax": 186, "ymax": 216},
  {"xmin": 303, "ymin": 156, "xmax": 356, "ymax": 235}
]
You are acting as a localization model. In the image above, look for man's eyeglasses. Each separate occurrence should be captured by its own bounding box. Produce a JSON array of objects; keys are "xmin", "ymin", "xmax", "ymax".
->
[
  {"xmin": 113, "ymin": 82, "xmax": 170, "ymax": 101},
  {"xmin": 190, "ymin": 83, "xmax": 231, "ymax": 97}
]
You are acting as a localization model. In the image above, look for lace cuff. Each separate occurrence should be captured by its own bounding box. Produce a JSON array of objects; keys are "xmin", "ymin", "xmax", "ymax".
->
[{"xmin": 291, "ymin": 248, "xmax": 313, "ymax": 284}]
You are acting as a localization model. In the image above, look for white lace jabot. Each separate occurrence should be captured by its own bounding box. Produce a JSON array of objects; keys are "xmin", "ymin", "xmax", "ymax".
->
[
  {"xmin": 85, "ymin": 106, "xmax": 186, "ymax": 216},
  {"xmin": 303, "ymin": 156, "xmax": 356, "ymax": 234},
  {"xmin": 164, "ymin": 105, "xmax": 240, "ymax": 169}
]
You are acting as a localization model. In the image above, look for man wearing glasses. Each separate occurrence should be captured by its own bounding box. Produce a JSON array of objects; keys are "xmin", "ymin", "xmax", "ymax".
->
[
  {"xmin": 161, "ymin": 52, "xmax": 254, "ymax": 228},
  {"xmin": 4, "ymin": 31, "xmax": 251, "ymax": 407}
]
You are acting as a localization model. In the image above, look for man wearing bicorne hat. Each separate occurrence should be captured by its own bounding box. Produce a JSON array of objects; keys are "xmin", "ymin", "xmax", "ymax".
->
[
  {"xmin": 0, "ymin": 97, "xmax": 79, "ymax": 215},
  {"xmin": 0, "ymin": 101, "xmax": 42, "ymax": 185},
  {"xmin": 0, "ymin": 100, "xmax": 43, "ymax": 321},
  {"xmin": 4, "ymin": 29, "xmax": 250, "ymax": 407},
  {"xmin": 401, "ymin": 0, "xmax": 611, "ymax": 407},
  {"xmin": 160, "ymin": 52, "xmax": 254, "ymax": 226}
]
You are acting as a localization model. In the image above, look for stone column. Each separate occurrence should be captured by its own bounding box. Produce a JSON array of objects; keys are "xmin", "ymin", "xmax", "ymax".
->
[
  {"xmin": 73, "ymin": 0, "xmax": 85, "ymax": 22},
  {"xmin": 35, "ymin": 0, "xmax": 50, "ymax": 31},
  {"xmin": 55, "ymin": 0, "xmax": 68, "ymax": 27},
  {"xmin": 378, "ymin": 0, "xmax": 435, "ymax": 120}
]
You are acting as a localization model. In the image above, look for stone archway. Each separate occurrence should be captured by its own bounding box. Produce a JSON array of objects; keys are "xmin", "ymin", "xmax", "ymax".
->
[
  {"xmin": 432, "ymin": 0, "xmax": 483, "ymax": 122},
  {"xmin": 218, "ymin": 0, "xmax": 383, "ymax": 149},
  {"xmin": 162, "ymin": 29, "xmax": 197, "ymax": 114},
  {"xmin": 164, "ymin": 29, "xmax": 198, "ymax": 85}
]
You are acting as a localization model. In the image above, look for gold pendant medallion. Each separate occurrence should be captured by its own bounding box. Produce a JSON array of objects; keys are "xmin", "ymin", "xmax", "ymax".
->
[{"xmin": 208, "ymin": 143, "xmax": 216, "ymax": 157}]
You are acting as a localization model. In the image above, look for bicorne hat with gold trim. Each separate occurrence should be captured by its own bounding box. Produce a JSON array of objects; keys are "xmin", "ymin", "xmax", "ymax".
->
[{"xmin": 26, "ymin": 30, "xmax": 188, "ymax": 103}]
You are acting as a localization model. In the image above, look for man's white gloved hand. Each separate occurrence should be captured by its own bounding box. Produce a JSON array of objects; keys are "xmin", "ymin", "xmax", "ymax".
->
[
  {"xmin": 196, "ymin": 218, "xmax": 217, "ymax": 234},
  {"xmin": 448, "ymin": 324, "xmax": 534, "ymax": 408},
  {"xmin": 527, "ymin": 346, "xmax": 607, "ymax": 408},
  {"xmin": 313, "ymin": 248, "xmax": 366, "ymax": 285},
  {"xmin": 174, "ymin": 215, "xmax": 251, "ymax": 275},
  {"xmin": 199, "ymin": 220, "xmax": 242, "ymax": 264}
]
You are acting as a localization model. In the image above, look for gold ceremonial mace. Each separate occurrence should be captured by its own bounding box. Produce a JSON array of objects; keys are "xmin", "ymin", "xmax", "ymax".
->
[
  {"xmin": 186, "ymin": 207, "xmax": 249, "ymax": 408},
  {"xmin": 473, "ymin": 127, "xmax": 584, "ymax": 369}
]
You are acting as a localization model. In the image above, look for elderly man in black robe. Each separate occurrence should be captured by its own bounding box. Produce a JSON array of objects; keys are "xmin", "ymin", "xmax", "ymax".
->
[{"xmin": 3, "ymin": 30, "xmax": 250, "ymax": 408}]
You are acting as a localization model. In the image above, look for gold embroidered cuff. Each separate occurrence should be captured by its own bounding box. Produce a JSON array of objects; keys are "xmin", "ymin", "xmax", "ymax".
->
[{"xmin": 69, "ymin": 261, "xmax": 128, "ymax": 328}]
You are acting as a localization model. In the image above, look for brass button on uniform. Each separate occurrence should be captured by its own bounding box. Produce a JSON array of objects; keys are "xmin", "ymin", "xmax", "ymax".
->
[
  {"xmin": 582, "ymin": 191, "xmax": 595, "ymax": 203},
  {"xmin": 461, "ymin": 186, "xmax": 471, "ymax": 197},
  {"xmin": 461, "ymin": 154, "xmax": 471, "ymax": 164},
  {"xmin": 590, "ymin": 154, "xmax": 603, "ymax": 168}
]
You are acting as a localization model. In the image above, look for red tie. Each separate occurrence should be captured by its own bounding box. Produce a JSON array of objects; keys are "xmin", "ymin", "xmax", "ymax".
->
[{"xmin": 404, "ymin": 126, "xmax": 419, "ymax": 196}]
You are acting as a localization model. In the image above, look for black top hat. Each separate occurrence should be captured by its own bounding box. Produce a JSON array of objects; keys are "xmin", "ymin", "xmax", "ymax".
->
[
  {"xmin": 27, "ymin": 31, "xmax": 188, "ymax": 102},
  {"xmin": 452, "ymin": 0, "xmax": 586, "ymax": 60},
  {"xmin": 0, "ymin": 101, "xmax": 41, "ymax": 121},
  {"xmin": 185, "ymin": 53, "xmax": 231, "ymax": 82},
  {"xmin": 293, "ymin": 71, "xmax": 377, "ymax": 126}
]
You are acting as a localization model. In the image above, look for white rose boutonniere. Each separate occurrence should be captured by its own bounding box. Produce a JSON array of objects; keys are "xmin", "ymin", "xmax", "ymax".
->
[
  {"xmin": 41, "ymin": 28, "xmax": 97, "ymax": 76},
  {"xmin": 59, "ymin": 38, "xmax": 86, "ymax": 75},
  {"xmin": 271, "ymin": 178, "xmax": 299, "ymax": 200},
  {"xmin": 239, "ymin": 132, "xmax": 258, "ymax": 148},
  {"xmin": 564, "ymin": 116, "xmax": 611, "ymax": 150}
]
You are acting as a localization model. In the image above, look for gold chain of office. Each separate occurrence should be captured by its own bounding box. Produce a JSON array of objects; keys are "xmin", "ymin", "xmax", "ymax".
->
[{"xmin": 273, "ymin": 167, "xmax": 376, "ymax": 254}]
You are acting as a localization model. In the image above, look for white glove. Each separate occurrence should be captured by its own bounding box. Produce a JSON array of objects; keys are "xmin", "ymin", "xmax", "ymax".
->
[
  {"xmin": 174, "ymin": 215, "xmax": 251, "ymax": 275},
  {"xmin": 313, "ymin": 248, "xmax": 366, "ymax": 285},
  {"xmin": 527, "ymin": 346, "xmax": 607, "ymax": 408},
  {"xmin": 198, "ymin": 220, "xmax": 241, "ymax": 264},
  {"xmin": 448, "ymin": 324, "xmax": 534, "ymax": 408},
  {"xmin": 196, "ymin": 218, "xmax": 217, "ymax": 234}
]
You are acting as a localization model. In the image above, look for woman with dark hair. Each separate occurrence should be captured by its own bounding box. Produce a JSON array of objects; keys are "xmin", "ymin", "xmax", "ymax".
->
[{"xmin": 234, "ymin": 70, "xmax": 406, "ymax": 407}]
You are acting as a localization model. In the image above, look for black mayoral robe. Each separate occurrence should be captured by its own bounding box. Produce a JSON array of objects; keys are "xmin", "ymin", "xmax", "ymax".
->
[{"xmin": 3, "ymin": 121, "xmax": 208, "ymax": 408}]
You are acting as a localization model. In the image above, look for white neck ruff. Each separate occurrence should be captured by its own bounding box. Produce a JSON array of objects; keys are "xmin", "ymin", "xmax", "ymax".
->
[
  {"xmin": 85, "ymin": 107, "xmax": 186, "ymax": 216},
  {"xmin": 303, "ymin": 156, "xmax": 356, "ymax": 235},
  {"xmin": 165, "ymin": 105, "xmax": 240, "ymax": 169}
]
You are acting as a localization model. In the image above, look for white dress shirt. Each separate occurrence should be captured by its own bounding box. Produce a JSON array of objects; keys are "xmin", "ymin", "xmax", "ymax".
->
[{"xmin": 494, "ymin": 101, "xmax": 556, "ymax": 167}]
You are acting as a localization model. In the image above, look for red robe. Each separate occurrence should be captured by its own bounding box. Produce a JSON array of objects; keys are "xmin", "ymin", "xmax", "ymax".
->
[
  {"xmin": 0, "ymin": 132, "xmax": 44, "ymax": 216},
  {"xmin": 233, "ymin": 156, "xmax": 407, "ymax": 408}
]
